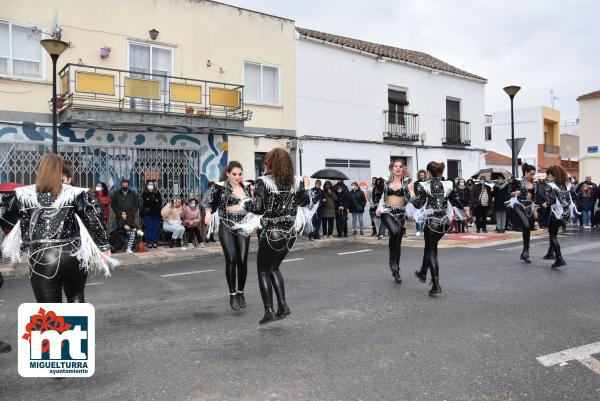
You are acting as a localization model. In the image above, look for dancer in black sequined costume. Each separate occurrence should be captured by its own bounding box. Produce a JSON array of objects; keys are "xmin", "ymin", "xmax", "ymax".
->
[{"xmin": 506, "ymin": 163, "xmax": 537, "ymax": 263}]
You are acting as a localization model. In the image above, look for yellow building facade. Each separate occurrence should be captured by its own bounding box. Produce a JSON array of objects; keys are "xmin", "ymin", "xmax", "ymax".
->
[{"xmin": 0, "ymin": 0, "xmax": 296, "ymax": 196}]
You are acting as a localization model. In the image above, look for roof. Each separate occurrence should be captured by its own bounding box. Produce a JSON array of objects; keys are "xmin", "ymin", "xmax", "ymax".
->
[
  {"xmin": 485, "ymin": 150, "xmax": 512, "ymax": 166},
  {"xmin": 296, "ymin": 27, "xmax": 486, "ymax": 83},
  {"xmin": 577, "ymin": 90, "xmax": 600, "ymax": 101}
]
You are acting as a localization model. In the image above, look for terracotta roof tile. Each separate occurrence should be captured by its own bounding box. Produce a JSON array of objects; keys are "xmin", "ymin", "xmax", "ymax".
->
[
  {"xmin": 296, "ymin": 27, "xmax": 487, "ymax": 82},
  {"xmin": 485, "ymin": 150, "xmax": 512, "ymax": 166},
  {"xmin": 577, "ymin": 90, "xmax": 600, "ymax": 101}
]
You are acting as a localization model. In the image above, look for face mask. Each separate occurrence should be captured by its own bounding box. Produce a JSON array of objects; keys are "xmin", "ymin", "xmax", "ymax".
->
[
  {"xmin": 147, "ymin": 185, "xmax": 154, "ymax": 191},
  {"xmin": 189, "ymin": 202, "xmax": 197, "ymax": 208},
  {"xmin": 351, "ymin": 185, "xmax": 357, "ymax": 190},
  {"xmin": 459, "ymin": 183, "xmax": 465, "ymax": 188},
  {"xmin": 95, "ymin": 186, "xmax": 102, "ymax": 192}
]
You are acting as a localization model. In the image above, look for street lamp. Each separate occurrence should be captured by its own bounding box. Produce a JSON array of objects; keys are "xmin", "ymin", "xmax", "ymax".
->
[
  {"xmin": 503, "ymin": 85, "xmax": 521, "ymax": 177},
  {"xmin": 41, "ymin": 39, "xmax": 69, "ymax": 154}
]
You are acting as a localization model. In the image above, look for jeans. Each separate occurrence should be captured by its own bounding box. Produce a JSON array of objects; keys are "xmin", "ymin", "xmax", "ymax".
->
[
  {"xmin": 495, "ymin": 210, "xmax": 507, "ymax": 231},
  {"xmin": 143, "ymin": 216, "xmax": 160, "ymax": 245},
  {"xmin": 415, "ymin": 221, "xmax": 424, "ymax": 234},
  {"xmin": 163, "ymin": 221, "xmax": 185, "ymax": 239},
  {"xmin": 310, "ymin": 214, "xmax": 322, "ymax": 239},
  {"xmin": 582, "ymin": 210, "xmax": 592, "ymax": 225},
  {"xmin": 351, "ymin": 212, "xmax": 364, "ymax": 231}
]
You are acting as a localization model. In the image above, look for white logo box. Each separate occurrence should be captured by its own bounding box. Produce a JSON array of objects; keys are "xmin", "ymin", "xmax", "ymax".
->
[{"xmin": 18, "ymin": 303, "xmax": 95, "ymax": 378}]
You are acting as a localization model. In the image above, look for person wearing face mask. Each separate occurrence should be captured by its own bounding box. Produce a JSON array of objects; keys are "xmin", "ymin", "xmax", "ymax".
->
[
  {"xmin": 141, "ymin": 181, "xmax": 162, "ymax": 248},
  {"xmin": 492, "ymin": 178, "xmax": 510, "ymax": 233},
  {"xmin": 334, "ymin": 184, "xmax": 349, "ymax": 237},
  {"xmin": 94, "ymin": 182, "xmax": 111, "ymax": 230},
  {"xmin": 473, "ymin": 176, "xmax": 492, "ymax": 233},
  {"xmin": 203, "ymin": 161, "xmax": 253, "ymax": 312},
  {"xmin": 181, "ymin": 197, "xmax": 204, "ymax": 248},
  {"xmin": 111, "ymin": 178, "xmax": 139, "ymax": 231},
  {"xmin": 576, "ymin": 176, "xmax": 598, "ymax": 228}
]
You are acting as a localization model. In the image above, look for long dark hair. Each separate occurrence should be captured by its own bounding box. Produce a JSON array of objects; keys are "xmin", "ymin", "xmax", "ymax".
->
[
  {"xmin": 323, "ymin": 180, "xmax": 333, "ymax": 191},
  {"xmin": 546, "ymin": 165, "xmax": 568, "ymax": 185},
  {"xmin": 97, "ymin": 182, "xmax": 109, "ymax": 195},
  {"xmin": 264, "ymin": 148, "xmax": 295, "ymax": 188},
  {"xmin": 522, "ymin": 163, "xmax": 536, "ymax": 176},
  {"xmin": 221, "ymin": 161, "xmax": 243, "ymax": 182}
]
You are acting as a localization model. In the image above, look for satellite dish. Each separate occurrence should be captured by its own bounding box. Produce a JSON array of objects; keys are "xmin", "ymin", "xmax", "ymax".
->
[{"xmin": 51, "ymin": 11, "xmax": 62, "ymax": 40}]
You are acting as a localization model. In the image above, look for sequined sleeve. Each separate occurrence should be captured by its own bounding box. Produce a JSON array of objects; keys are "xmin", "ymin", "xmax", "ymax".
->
[
  {"xmin": 203, "ymin": 185, "xmax": 222, "ymax": 214},
  {"xmin": 244, "ymin": 178, "xmax": 266, "ymax": 215},
  {"xmin": 296, "ymin": 181, "xmax": 311, "ymax": 207},
  {"xmin": 410, "ymin": 182, "xmax": 427, "ymax": 209},
  {"xmin": 546, "ymin": 184, "xmax": 557, "ymax": 205},
  {"xmin": 0, "ymin": 193, "xmax": 19, "ymax": 230},
  {"xmin": 75, "ymin": 191, "xmax": 110, "ymax": 251}
]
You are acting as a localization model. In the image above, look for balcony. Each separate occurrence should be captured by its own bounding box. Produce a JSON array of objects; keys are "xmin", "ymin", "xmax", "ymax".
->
[
  {"xmin": 383, "ymin": 111, "xmax": 419, "ymax": 142},
  {"xmin": 56, "ymin": 64, "xmax": 251, "ymax": 133},
  {"xmin": 442, "ymin": 119, "xmax": 471, "ymax": 146},
  {"xmin": 543, "ymin": 144, "xmax": 559, "ymax": 154}
]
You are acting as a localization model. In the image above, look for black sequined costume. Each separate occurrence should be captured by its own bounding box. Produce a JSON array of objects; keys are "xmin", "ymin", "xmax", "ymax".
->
[
  {"xmin": 241, "ymin": 174, "xmax": 312, "ymax": 323},
  {"xmin": 0, "ymin": 185, "xmax": 112, "ymax": 303},
  {"xmin": 203, "ymin": 182, "xmax": 252, "ymax": 307},
  {"xmin": 409, "ymin": 178, "xmax": 461, "ymax": 295},
  {"xmin": 543, "ymin": 182, "xmax": 572, "ymax": 267},
  {"xmin": 507, "ymin": 178, "xmax": 537, "ymax": 262},
  {"xmin": 378, "ymin": 180, "xmax": 407, "ymax": 282}
]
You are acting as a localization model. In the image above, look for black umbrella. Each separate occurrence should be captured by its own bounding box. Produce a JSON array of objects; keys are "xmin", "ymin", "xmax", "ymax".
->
[
  {"xmin": 311, "ymin": 168, "xmax": 349, "ymax": 180},
  {"xmin": 471, "ymin": 168, "xmax": 511, "ymax": 181}
]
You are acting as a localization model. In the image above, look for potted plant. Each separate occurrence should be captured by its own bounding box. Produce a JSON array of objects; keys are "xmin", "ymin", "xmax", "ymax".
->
[
  {"xmin": 196, "ymin": 109, "xmax": 205, "ymax": 117},
  {"xmin": 56, "ymin": 95, "xmax": 66, "ymax": 109},
  {"xmin": 185, "ymin": 106, "xmax": 194, "ymax": 115},
  {"xmin": 100, "ymin": 46, "xmax": 111, "ymax": 59}
]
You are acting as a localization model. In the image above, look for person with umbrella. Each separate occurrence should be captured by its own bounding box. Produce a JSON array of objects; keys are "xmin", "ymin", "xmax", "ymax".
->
[{"xmin": 376, "ymin": 160, "xmax": 408, "ymax": 284}]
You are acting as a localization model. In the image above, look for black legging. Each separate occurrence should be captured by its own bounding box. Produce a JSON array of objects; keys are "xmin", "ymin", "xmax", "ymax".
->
[
  {"xmin": 548, "ymin": 215, "xmax": 562, "ymax": 259},
  {"xmin": 421, "ymin": 221, "xmax": 447, "ymax": 289},
  {"xmin": 29, "ymin": 244, "xmax": 87, "ymax": 303},
  {"xmin": 218, "ymin": 225, "xmax": 250, "ymax": 294},
  {"xmin": 322, "ymin": 217, "xmax": 334, "ymax": 236},
  {"xmin": 257, "ymin": 230, "xmax": 295, "ymax": 313},
  {"xmin": 381, "ymin": 213, "xmax": 404, "ymax": 272},
  {"xmin": 511, "ymin": 205, "xmax": 531, "ymax": 253}
]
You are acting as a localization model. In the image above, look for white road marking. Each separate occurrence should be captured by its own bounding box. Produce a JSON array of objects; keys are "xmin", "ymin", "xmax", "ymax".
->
[
  {"xmin": 282, "ymin": 258, "xmax": 304, "ymax": 263},
  {"xmin": 537, "ymin": 342, "xmax": 600, "ymax": 375},
  {"xmin": 337, "ymin": 249, "xmax": 372, "ymax": 255},
  {"xmin": 160, "ymin": 269, "xmax": 216, "ymax": 278},
  {"xmin": 86, "ymin": 282, "xmax": 103, "ymax": 286}
]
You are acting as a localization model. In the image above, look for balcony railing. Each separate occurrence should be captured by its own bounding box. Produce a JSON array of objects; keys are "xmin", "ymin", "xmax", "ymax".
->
[
  {"xmin": 544, "ymin": 144, "xmax": 559, "ymax": 154},
  {"xmin": 442, "ymin": 119, "xmax": 471, "ymax": 146},
  {"xmin": 383, "ymin": 111, "xmax": 419, "ymax": 142},
  {"xmin": 57, "ymin": 64, "xmax": 252, "ymax": 121}
]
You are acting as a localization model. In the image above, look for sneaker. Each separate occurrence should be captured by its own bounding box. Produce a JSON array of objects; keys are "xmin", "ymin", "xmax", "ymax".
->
[
  {"xmin": 416, "ymin": 231, "xmax": 421, "ymax": 237},
  {"xmin": 126, "ymin": 249, "xmax": 134, "ymax": 254},
  {"xmin": 360, "ymin": 230, "xmax": 364, "ymax": 235}
]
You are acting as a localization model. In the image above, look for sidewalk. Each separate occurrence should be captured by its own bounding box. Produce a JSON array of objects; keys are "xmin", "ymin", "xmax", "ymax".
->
[{"xmin": 0, "ymin": 224, "xmax": 547, "ymax": 278}]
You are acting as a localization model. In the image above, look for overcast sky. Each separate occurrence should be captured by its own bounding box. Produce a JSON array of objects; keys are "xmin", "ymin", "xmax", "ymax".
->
[{"xmin": 223, "ymin": 0, "xmax": 599, "ymax": 120}]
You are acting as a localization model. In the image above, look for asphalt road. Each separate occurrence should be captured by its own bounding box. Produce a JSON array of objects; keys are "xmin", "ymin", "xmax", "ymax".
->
[{"xmin": 0, "ymin": 228, "xmax": 599, "ymax": 401}]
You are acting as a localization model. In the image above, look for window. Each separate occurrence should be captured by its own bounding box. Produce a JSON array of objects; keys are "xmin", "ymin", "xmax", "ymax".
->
[
  {"xmin": 244, "ymin": 62, "xmax": 280, "ymax": 105},
  {"xmin": 388, "ymin": 89, "xmax": 408, "ymax": 125},
  {"xmin": 128, "ymin": 42, "xmax": 173, "ymax": 109},
  {"xmin": 447, "ymin": 159, "xmax": 462, "ymax": 180},
  {"xmin": 325, "ymin": 159, "xmax": 370, "ymax": 168},
  {"xmin": 0, "ymin": 21, "xmax": 43, "ymax": 78},
  {"xmin": 255, "ymin": 152, "xmax": 266, "ymax": 178},
  {"xmin": 485, "ymin": 126, "xmax": 492, "ymax": 141}
]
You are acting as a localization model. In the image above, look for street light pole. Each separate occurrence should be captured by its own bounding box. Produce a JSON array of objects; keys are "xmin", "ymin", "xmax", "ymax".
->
[
  {"xmin": 503, "ymin": 85, "xmax": 521, "ymax": 177},
  {"xmin": 41, "ymin": 39, "xmax": 69, "ymax": 154}
]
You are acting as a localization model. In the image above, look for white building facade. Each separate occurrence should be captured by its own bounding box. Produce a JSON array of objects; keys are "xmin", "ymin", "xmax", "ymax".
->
[
  {"xmin": 295, "ymin": 28, "xmax": 487, "ymax": 185},
  {"xmin": 577, "ymin": 90, "xmax": 600, "ymax": 181}
]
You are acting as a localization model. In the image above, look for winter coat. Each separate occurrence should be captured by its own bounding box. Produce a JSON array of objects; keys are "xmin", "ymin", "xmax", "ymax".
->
[
  {"xmin": 493, "ymin": 183, "xmax": 510, "ymax": 211},
  {"xmin": 141, "ymin": 191, "xmax": 162, "ymax": 218},
  {"xmin": 321, "ymin": 190, "xmax": 338, "ymax": 218},
  {"xmin": 161, "ymin": 204, "xmax": 183, "ymax": 222},
  {"xmin": 348, "ymin": 189, "xmax": 367, "ymax": 213},
  {"xmin": 181, "ymin": 205, "xmax": 201, "ymax": 227},
  {"xmin": 111, "ymin": 189, "xmax": 139, "ymax": 220},
  {"xmin": 95, "ymin": 192, "xmax": 111, "ymax": 221}
]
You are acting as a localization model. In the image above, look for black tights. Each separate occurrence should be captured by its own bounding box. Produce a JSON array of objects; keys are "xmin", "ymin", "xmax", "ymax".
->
[
  {"xmin": 548, "ymin": 215, "xmax": 562, "ymax": 259},
  {"xmin": 257, "ymin": 231, "xmax": 295, "ymax": 313},
  {"xmin": 381, "ymin": 213, "xmax": 404, "ymax": 272},
  {"xmin": 29, "ymin": 245, "xmax": 87, "ymax": 303},
  {"xmin": 420, "ymin": 222, "xmax": 447, "ymax": 288},
  {"xmin": 511, "ymin": 206, "xmax": 531, "ymax": 252},
  {"xmin": 218, "ymin": 225, "xmax": 250, "ymax": 294}
]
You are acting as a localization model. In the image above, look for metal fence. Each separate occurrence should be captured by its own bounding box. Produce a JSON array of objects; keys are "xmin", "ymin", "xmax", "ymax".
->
[{"xmin": 0, "ymin": 141, "xmax": 202, "ymax": 203}]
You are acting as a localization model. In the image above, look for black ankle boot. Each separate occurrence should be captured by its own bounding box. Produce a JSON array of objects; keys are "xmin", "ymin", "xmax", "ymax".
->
[
  {"xmin": 415, "ymin": 268, "xmax": 427, "ymax": 283},
  {"xmin": 236, "ymin": 293, "xmax": 246, "ymax": 308},
  {"xmin": 276, "ymin": 302, "xmax": 291, "ymax": 319},
  {"xmin": 229, "ymin": 295, "xmax": 240, "ymax": 311},
  {"xmin": 520, "ymin": 249, "xmax": 531, "ymax": 263},
  {"xmin": 429, "ymin": 279, "xmax": 442, "ymax": 296},
  {"xmin": 0, "ymin": 340, "xmax": 11, "ymax": 353},
  {"xmin": 169, "ymin": 239, "xmax": 175, "ymax": 248},
  {"xmin": 259, "ymin": 307, "xmax": 277, "ymax": 324},
  {"xmin": 551, "ymin": 256, "xmax": 566, "ymax": 269},
  {"xmin": 543, "ymin": 248, "xmax": 555, "ymax": 260}
]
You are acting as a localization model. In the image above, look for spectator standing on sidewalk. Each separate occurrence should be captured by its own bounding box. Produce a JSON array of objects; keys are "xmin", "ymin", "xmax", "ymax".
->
[
  {"xmin": 579, "ymin": 182, "xmax": 594, "ymax": 227},
  {"xmin": 141, "ymin": 180, "xmax": 162, "ymax": 249},
  {"xmin": 473, "ymin": 176, "xmax": 492, "ymax": 233},
  {"xmin": 334, "ymin": 184, "xmax": 349, "ymax": 237},
  {"xmin": 111, "ymin": 179, "xmax": 139, "ymax": 230},
  {"xmin": 455, "ymin": 178, "xmax": 471, "ymax": 233},
  {"xmin": 321, "ymin": 181, "xmax": 337, "ymax": 238},
  {"xmin": 349, "ymin": 181, "xmax": 366, "ymax": 235},
  {"xmin": 493, "ymin": 177, "xmax": 510, "ymax": 233},
  {"xmin": 309, "ymin": 180, "xmax": 324, "ymax": 240}
]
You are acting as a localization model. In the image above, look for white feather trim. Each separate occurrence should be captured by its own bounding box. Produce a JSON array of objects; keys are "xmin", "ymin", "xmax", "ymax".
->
[
  {"xmin": 1, "ymin": 220, "xmax": 22, "ymax": 264},
  {"xmin": 72, "ymin": 214, "xmax": 119, "ymax": 277},
  {"xmin": 232, "ymin": 213, "xmax": 263, "ymax": 236},
  {"xmin": 15, "ymin": 184, "xmax": 88, "ymax": 209},
  {"xmin": 258, "ymin": 175, "xmax": 278, "ymax": 193},
  {"xmin": 53, "ymin": 185, "xmax": 88, "ymax": 208},
  {"xmin": 421, "ymin": 180, "xmax": 432, "ymax": 196},
  {"xmin": 207, "ymin": 212, "xmax": 220, "ymax": 237},
  {"xmin": 15, "ymin": 185, "xmax": 40, "ymax": 208},
  {"xmin": 294, "ymin": 201, "xmax": 320, "ymax": 233},
  {"xmin": 406, "ymin": 202, "xmax": 430, "ymax": 223},
  {"xmin": 504, "ymin": 196, "xmax": 520, "ymax": 209},
  {"xmin": 441, "ymin": 181, "xmax": 454, "ymax": 197}
]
